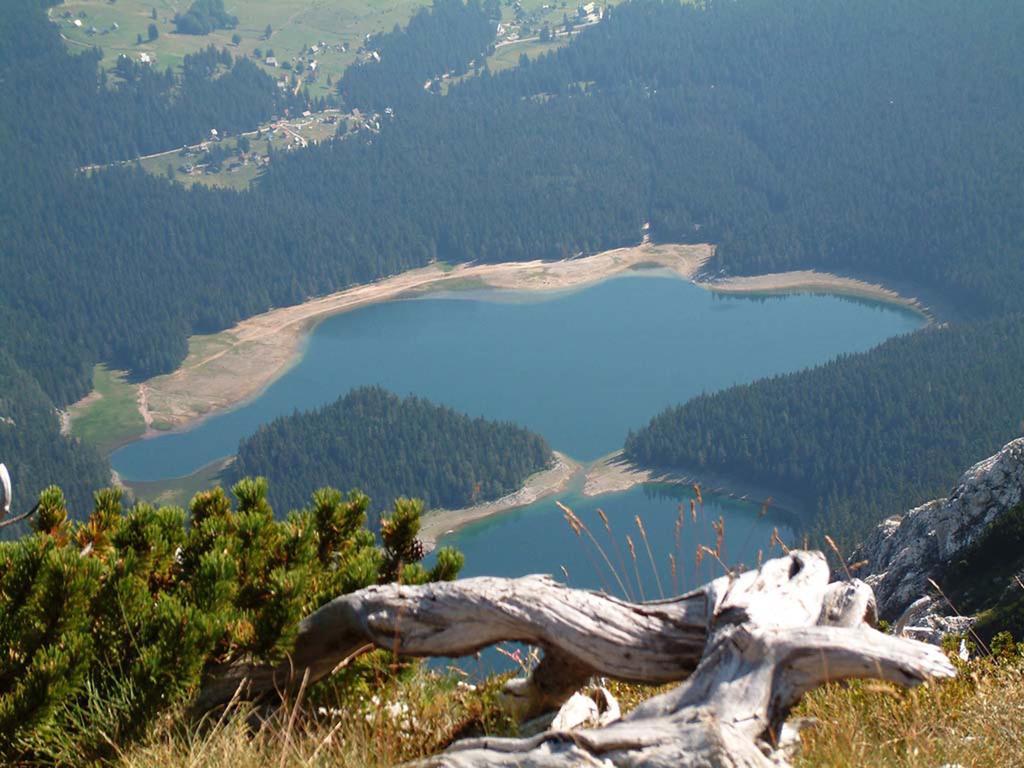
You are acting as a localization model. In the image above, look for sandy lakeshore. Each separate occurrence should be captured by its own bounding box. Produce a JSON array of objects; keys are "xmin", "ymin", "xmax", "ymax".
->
[
  {"xmin": 583, "ymin": 450, "xmax": 806, "ymax": 519},
  {"xmin": 136, "ymin": 243, "xmax": 713, "ymax": 432},
  {"xmin": 67, "ymin": 241, "xmax": 928, "ymax": 439},
  {"xmin": 419, "ymin": 451, "xmax": 580, "ymax": 552}
]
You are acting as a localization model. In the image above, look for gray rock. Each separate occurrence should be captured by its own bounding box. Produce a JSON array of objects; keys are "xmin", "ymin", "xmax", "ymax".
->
[{"xmin": 851, "ymin": 438, "xmax": 1024, "ymax": 636}]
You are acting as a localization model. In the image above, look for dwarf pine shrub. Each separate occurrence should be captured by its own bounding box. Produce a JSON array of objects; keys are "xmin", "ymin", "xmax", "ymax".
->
[{"xmin": 0, "ymin": 479, "xmax": 463, "ymax": 764}]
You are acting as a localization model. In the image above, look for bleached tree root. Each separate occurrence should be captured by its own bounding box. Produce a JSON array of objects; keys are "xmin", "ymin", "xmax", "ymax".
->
[
  {"xmin": 197, "ymin": 573, "xmax": 710, "ymax": 715},
  {"xmin": 197, "ymin": 552, "xmax": 954, "ymax": 767}
]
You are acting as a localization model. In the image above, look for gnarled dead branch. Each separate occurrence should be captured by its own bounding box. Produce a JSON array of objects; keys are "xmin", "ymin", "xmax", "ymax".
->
[{"xmin": 197, "ymin": 551, "xmax": 954, "ymax": 766}]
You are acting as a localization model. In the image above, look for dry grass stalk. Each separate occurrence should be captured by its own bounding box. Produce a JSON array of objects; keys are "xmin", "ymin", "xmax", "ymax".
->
[
  {"xmin": 556, "ymin": 501, "xmax": 628, "ymax": 597},
  {"xmin": 597, "ymin": 507, "xmax": 635, "ymax": 601},
  {"xmin": 635, "ymin": 515, "xmax": 665, "ymax": 598},
  {"xmin": 625, "ymin": 534, "xmax": 645, "ymax": 601}
]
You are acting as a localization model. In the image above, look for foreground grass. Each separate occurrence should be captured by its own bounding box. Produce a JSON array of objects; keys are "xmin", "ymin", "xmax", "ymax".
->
[
  {"xmin": 68, "ymin": 365, "xmax": 146, "ymax": 453},
  {"xmin": 797, "ymin": 654, "xmax": 1024, "ymax": 767},
  {"xmin": 111, "ymin": 651, "xmax": 1024, "ymax": 768},
  {"xmin": 118, "ymin": 662, "xmax": 517, "ymax": 768}
]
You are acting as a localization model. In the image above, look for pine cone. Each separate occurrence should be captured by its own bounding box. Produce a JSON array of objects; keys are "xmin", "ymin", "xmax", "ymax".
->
[{"xmin": 403, "ymin": 538, "xmax": 425, "ymax": 562}]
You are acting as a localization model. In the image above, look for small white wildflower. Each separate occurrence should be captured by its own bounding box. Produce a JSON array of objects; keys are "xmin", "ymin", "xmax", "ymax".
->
[{"xmin": 958, "ymin": 638, "xmax": 970, "ymax": 662}]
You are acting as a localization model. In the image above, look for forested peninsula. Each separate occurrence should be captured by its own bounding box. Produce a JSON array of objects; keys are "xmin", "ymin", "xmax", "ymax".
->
[
  {"xmin": 625, "ymin": 316, "xmax": 1024, "ymax": 546},
  {"xmin": 226, "ymin": 387, "xmax": 552, "ymax": 519},
  {"xmin": 1, "ymin": 0, "xmax": 1022, "ymax": 532}
]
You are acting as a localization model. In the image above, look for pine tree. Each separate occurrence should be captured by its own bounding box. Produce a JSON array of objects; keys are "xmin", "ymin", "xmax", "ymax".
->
[{"xmin": 0, "ymin": 479, "xmax": 462, "ymax": 763}]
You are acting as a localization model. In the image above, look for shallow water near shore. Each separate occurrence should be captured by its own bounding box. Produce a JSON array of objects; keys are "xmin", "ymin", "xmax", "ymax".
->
[
  {"xmin": 112, "ymin": 273, "xmax": 922, "ymax": 486},
  {"xmin": 426, "ymin": 479, "xmax": 794, "ymax": 675},
  {"xmin": 442, "ymin": 479, "xmax": 793, "ymax": 594}
]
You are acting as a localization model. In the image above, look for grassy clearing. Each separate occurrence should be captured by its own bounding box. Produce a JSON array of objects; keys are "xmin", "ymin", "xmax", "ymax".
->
[
  {"xmin": 51, "ymin": 0, "xmax": 613, "ymax": 105},
  {"xmin": 68, "ymin": 365, "xmax": 145, "ymax": 454},
  {"xmin": 487, "ymin": 37, "xmax": 567, "ymax": 72},
  {"xmin": 134, "ymin": 110, "xmax": 340, "ymax": 189},
  {"xmin": 124, "ymin": 456, "xmax": 234, "ymax": 508},
  {"xmin": 50, "ymin": 0, "xmax": 429, "ymax": 98}
]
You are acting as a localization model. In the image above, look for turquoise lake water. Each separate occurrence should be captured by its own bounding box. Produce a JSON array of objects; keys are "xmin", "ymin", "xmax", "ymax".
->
[{"xmin": 112, "ymin": 272, "xmax": 922, "ymax": 583}]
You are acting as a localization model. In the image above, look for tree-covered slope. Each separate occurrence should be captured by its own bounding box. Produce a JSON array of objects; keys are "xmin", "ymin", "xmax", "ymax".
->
[
  {"xmin": 2, "ymin": 0, "xmax": 1024, "ymax": 526},
  {"xmin": 227, "ymin": 387, "xmax": 552, "ymax": 516},
  {"xmin": 625, "ymin": 315, "xmax": 1024, "ymax": 546},
  {"xmin": 0, "ymin": 352, "xmax": 109, "ymax": 520},
  {"xmin": 338, "ymin": 0, "xmax": 497, "ymax": 111},
  {"xmin": 7, "ymin": 0, "xmax": 1022, "ymax": 408}
]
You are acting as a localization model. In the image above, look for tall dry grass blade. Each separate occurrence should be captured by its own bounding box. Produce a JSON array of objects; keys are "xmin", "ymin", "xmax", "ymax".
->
[
  {"xmin": 597, "ymin": 507, "xmax": 635, "ymax": 601},
  {"xmin": 824, "ymin": 534, "xmax": 853, "ymax": 581},
  {"xmin": 308, "ymin": 718, "xmax": 347, "ymax": 765},
  {"xmin": 927, "ymin": 577, "xmax": 991, "ymax": 656},
  {"xmin": 770, "ymin": 527, "xmax": 791, "ymax": 554},
  {"xmin": 556, "ymin": 501, "xmax": 622, "ymax": 596},
  {"xmin": 697, "ymin": 544, "xmax": 729, "ymax": 575},
  {"xmin": 689, "ymin": 498, "xmax": 697, "ymax": 523},
  {"xmin": 189, "ymin": 676, "xmax": 249, "ymax": 768},
  {"xmin": 669, "ymin": 553, "xmax": 678, "ymax": 595},
  {"xmin": 674, "ymin": 506, "xmax": 684, "ymax": 592},
  {"xmin": 279, "ymin": 667, "xmax": 311, "ymax": 768},
  {"xmin": 692, "ymin": 483, "xmax": 703, "ymax": 506},
  {"xmin": 626, "ymin": 534, "xmax": 645, "ymax": 601},
  {"xmin": 711, "ymin": 516, "xmax": 725, "ymax": 560},
  {"xmin": 635, "ymin": 515, "xmax": 665, "ymax": 598}
]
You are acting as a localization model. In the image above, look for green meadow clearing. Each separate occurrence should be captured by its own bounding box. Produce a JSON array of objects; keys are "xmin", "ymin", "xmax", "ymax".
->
[
  {"xmin": 50, "ymin": 0, "xmax": 430, "ymax": 97},
  {"xmin": 51, "ymin": 0, "xmax": 603, "ymax": 101},
  {"xmin": 67, "ymin": 365, "xmax": 147, "ymax": 454}
]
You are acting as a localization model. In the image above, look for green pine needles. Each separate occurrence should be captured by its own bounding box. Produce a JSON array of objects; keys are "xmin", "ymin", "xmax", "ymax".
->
[{"xmin": 0, "ymin": 479, "xmax": 462, "ymax": 764}]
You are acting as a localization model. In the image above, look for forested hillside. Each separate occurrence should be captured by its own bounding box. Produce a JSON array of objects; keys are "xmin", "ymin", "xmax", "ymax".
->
[
  {"xmin": 227, "ymin": 387, "xmax": 552, "ymax": 517},
  {"xmin": 1, "ymin": 0, "xmax": 1023, "ymax": 527},
  {"xmin": 0, "ymin": 353, "xmax": 109, "ymax": 517},
  {"xmin": 338, "ymin": 0, "xmax": 497, "ymax": 111},
  {"xmin": 625, "ymin": 315, "xmax": 1024, "ymax": 545},
  {"xmin": 3, "ymin": 3, "xmax": 303, "ymax": 165}
]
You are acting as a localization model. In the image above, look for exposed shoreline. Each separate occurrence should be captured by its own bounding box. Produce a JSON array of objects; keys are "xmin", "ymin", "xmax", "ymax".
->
[
  {"xmin": 420, "ymin": 449, "xmax": 804, "ymax": 553},
  {"xmin": 66, "ymin": 242, "xmax": 930, "ymax": 447},
  {"xmin": 582, "ymin": 450, "xmax": 806, "ymax": 522},
  {"xmin": 420, "ymin": 451, "xmax": 580, "ymax": 552}
]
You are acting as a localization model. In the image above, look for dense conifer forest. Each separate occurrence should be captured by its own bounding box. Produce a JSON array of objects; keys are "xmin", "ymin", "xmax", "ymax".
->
[
  {"xmin": 227, "ymin": 387, "xmax": 552, "ymax": 517},
  {"xmin": 625, "ymin": 315, "xmax": 1024, "ymax": 545},
  {"xmin": 337, "ymin": 0, "xmax": 498, "ymax": 111},
  {"xmin": 0, "ymin": 0, "xmax": 1022, "ymax": 534}
]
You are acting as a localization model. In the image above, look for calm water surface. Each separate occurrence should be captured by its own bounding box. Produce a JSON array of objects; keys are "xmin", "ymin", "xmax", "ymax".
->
[
  {"xmin": 111, "ymin": 271, "xmax": 923, "ymax": 621},
  {"xmin": 113, "ymin": 274, "xmax": 922, "ymax": 491}
]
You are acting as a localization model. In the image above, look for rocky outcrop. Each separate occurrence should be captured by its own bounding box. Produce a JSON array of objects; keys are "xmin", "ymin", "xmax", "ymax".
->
[{"xmin": 851, "ymin": 438, "xmax": 1024, "ymax": 636}]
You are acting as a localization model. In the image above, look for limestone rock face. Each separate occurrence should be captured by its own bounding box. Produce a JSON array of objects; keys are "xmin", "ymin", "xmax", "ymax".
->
[{"xmin": 852, "ymin": 438, "xmax": 1024, "ymax": 632}]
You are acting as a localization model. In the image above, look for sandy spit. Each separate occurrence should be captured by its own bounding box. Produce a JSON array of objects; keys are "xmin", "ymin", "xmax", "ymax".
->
[{"xmin": 419, "ymin": 451, "xmax": 580, "ymax": 552}]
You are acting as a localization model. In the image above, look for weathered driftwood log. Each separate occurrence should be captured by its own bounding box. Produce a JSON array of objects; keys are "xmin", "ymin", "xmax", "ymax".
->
[
  {"xmin": 414, "ymin": 552, "xmax": 953, "ymax": 767},
  {"xmin": 196, "ymin": 551, "xmax": 953, "ymax": 766},
  {"xmin": 196, "ymin": 573, "xmax": 711, "ymax": 715}
]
